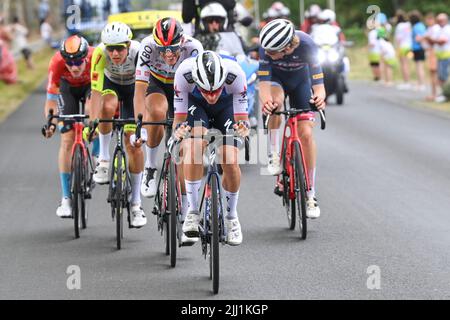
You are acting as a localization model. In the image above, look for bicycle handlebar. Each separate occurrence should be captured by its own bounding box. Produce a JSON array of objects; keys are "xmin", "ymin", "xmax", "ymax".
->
[
  {"xmin": 264, "ymin": 108, "xmax": 326, "ymax": 130},
  {"xmin": 41, "ymin": 109, "xmax": 90, "ymax": 137},
  {"xmin": 135, "ymin": 113, "xmax": 173, "ymax": 141}
]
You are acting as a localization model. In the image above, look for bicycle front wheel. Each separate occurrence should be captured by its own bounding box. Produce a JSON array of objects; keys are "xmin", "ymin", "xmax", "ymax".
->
[
  {"xmin": 293, "ymin": 141, "xmax": 307, "ymax": 240},
  {"xmin": 210, "ymin": 174, "xmax": 220, "ymax": 294},
  {"xmin": 282, "ymin": 140, "xmax": 295, "ymax": 230},
  {"xmin": 71, "ymin": 145, "xmax": 83, "ymax": 239},
  {"xmin": 168, "ymin": 160, "xmax": 178, "ymax": 268},
  {"xmin": 114, "ymin": 152, "xmax": 125, "ymax": 250}
]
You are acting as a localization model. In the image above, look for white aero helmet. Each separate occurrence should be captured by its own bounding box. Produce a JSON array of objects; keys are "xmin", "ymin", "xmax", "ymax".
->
[
  {"xmin": 101, "ymin": 22, "xmax": 133, "ymax": 45},
  {"xmin": 260, "ymin": 19, "xmax": 295, "ymax": 51},
  {"xmin": 200, "ymin": 2, "xmax": 228, "ymax": 30},
  {"xmin": 192, "ymin": 51, "xmax": 227, "ymax": 91},
  {"xmin": 318, "ymin": 9, "xmax": 336, "ymax": 23}
]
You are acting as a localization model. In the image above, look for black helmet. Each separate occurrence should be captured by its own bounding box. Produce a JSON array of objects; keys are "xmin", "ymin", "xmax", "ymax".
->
[{"xmin": 60, "ymin": 35, "xmax": 89, "ymax": 60}]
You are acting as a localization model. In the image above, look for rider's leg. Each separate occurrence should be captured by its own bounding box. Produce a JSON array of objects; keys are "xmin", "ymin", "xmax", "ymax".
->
[
  {"xmin": 267, "ymin": 84, "xmax": 285, "ymax": 175},
  {"xmin": 98, "ymin": 93, "xmax": 117, "ymax": 162},
  {"xmin": 124, "ymin": 132, "xmax": 144, "ymax": 205},
  {"xmin": 84, "ymin": 97, "xmax": 99, "ymax": 159},
  {"xmin": 297, "ymin": 120, "xmax": 316, "ymax": 197}
]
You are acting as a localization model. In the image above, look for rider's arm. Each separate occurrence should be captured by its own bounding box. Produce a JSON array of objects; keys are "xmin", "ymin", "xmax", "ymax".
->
[
  {"xmin": 45, "ymin": 55, "xmax": 62, "ymax": 118},
  {"xmin": 172, "ymin": 61, "xmax": 192, "ymax": 130},
  {"xmin": 90, "ymin": 46, "xmax": 106, "ymax": 121},
  {"xmin": 134, "ymin": 81, "xmax": 148, "ymax": 119}
]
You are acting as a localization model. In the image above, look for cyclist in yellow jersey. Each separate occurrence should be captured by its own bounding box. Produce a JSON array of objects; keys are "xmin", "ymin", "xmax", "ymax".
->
[{"xmin": 90, "ymin": 22, "xmax": 147, "ymax": 228}]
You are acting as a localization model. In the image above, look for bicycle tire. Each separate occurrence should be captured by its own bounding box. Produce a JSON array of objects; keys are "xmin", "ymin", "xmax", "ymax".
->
[
  {"xmin": 81, "ymin": 148, "xmax": 88, "ymax": 229},
  {"xmin": 115, "ymin": 152, "xmax": 124, "ymax": 250},
  {"xmin": 282, "ymin": 139, "xmax": 295, "ymax": 230},
  {"xmin": 72, "ymin": 145, "xmax": 82, "ymax": 239},
  {"xmin": 293, "ymin": 141, "xmax": 307, "ymax": 240},
  {"xmin": 168, "ymin": 160, "xmax": 177, "ymax": 268},
  {"xmin": 210, "ymin": 174, "xmax": 220, "ymax": 294},
  {"xmin": 161, "ymin": 163, "xmax": 170, "ymax": 256}
]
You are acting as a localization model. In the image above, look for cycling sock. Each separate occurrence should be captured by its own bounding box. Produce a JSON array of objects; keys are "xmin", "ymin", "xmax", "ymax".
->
[
  {"xmin": 307, "ymin": 168, "xmax": 316, "ymax": 198},
  {"xmin": 269, "ymin": 128, "xmax": 280, "ymax": 156},
  {"xmin": 181, "ymin": 194, "xmax": 188, "ymax": 221},
  {"xmin": 185, "ymin": 179, "xmax": 202, "ymax": 213},
  {"xmin": 224, "ymin": 189, "xmax": 239, "ymax": 220},
  {"xmin": 60, "ymin": 172, "xmax": 71, "ymax": 199},
  {"xmin": 91, "ymin": 136, "xmax": 100, "ymax": 158},
  {"xmin": 145, "ymin": 144, "xmax": 159, "ymax": 169},
  {"xmin": 130, "ymin": 172, "xmax": 143, "ymax": 205},
  {"xmin": 99, "ymin": 132, "xmax": 112, "ymax": 161}
]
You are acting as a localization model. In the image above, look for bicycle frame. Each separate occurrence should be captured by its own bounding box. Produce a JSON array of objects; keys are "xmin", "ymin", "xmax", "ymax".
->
[
  {"xmin": 279, "ymin": 116, "xmax": 311, "ymax": 200},
  {"xmin": 71, "ymin": 122, "xmax": 89, "ymax": 165}
]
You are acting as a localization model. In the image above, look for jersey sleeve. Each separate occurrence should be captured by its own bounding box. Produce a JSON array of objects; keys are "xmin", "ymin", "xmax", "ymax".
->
[
  {"xmin": 228, "ymin": 64, "xmax": 248, "ymax": 116},
  {"xmin": 135, "ymin": 39, "xmax": 154, "ymax": 84},
  {"xmin": 257, "ymin": 47, "xmax": 272, "ymax": 82},
  {"xmin": 305, "ymin": 35, "xmax": 324, "ymax": 86},
  {"xmin": 173, "ymin": 63, "xmax": 191, "ymax": 116},
  {"xmin": 46, "ymin": 55, "xmax": 63, "ymax": 96},
  {"xmin": 91, "ymin": 46, "xmax": 106, "ymax": 92}
]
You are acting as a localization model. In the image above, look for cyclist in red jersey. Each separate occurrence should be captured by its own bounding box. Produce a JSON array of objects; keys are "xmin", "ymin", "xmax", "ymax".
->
[{"xmin": 43, "ymin": 35, "xmax": 96, "ymax": 218}]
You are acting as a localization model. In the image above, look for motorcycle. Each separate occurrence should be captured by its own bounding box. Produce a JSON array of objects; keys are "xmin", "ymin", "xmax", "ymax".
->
[{"xmin": 311, "ymin": 24, "xmax": 349, "ymax": 105}]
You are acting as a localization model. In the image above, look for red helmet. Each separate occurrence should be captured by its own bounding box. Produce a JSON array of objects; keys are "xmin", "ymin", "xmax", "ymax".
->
[
  {"xmin": 153, "ymin": 17, "xmax": 183, "ymax": 46},
  {"xmin": 60, "ymin": 35, "xmax": 89, "ymax": 61}
]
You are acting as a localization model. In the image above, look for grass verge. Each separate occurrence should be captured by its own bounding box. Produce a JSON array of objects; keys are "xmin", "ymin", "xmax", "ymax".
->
[{"xmin": 0, "ymin": 47, "xmax": 55, "ymax": 122}]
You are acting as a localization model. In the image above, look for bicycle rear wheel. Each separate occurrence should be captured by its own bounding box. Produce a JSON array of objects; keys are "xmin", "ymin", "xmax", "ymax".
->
[
  {"xmin": 71, "ymin": 145, "xmax": 83, "ymax": 239},
  {"xmin": 293, "ymin": 141, "xmax": 307, "ymax": 240},
  {"xmin": 210, "ymin": 175, "xmax": 220, "ymax": 294},
  {"xmin": 168, "ymin": 160, "xmax": 178, "ymax": 267}
]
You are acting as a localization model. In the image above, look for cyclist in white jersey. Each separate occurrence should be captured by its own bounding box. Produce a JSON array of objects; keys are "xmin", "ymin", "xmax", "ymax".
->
[
  {"xmin": 172, "ymin": 51, "xmax": 250, "ymax": 246},
  {"xmin": 134, "ymin": 17, "xmax": 203, "ymax": 202},
  {"xmin": 90, "ymin": 22, "xmax": 147, "ymax": 228}
]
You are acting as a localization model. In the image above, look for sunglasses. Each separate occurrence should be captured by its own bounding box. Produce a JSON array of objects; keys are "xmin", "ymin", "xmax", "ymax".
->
[
  {"xmin": 106, "ymin": 45, "xmax": 128, "ymax": 52},
  {"xmin": 203, "ymin": 17, "xmax": 224, "ymax": 24},
  {"xmin": 199, "ymin": 87, "xmax": 223, "ymax": 96},
  {"xmin": 156, "ymin": 44, "xmax": 181, "ymax": 54},
  {"xmin": 65, "ymin": 59, "xmax": 85, "ymax": 67}
]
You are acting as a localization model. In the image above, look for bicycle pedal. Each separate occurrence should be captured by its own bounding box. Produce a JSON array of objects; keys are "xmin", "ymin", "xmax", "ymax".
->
[
  {"xmin": 274, "ymin": 186, "xmax": 283, "ymax": 197},
  {"xmin": 152, "ymin": 207, "xmax": 159, "ymax": 216},
  {"xmin": 84, "ymin": 193, "xmax": 92, "ymax": 199},
  {"xmin": 181, "ymin": 241, "xmax": 196, "ymax": 247}
]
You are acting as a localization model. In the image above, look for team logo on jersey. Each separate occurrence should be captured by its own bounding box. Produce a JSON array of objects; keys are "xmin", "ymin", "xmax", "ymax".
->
[
  {"xmin": 225, "ymin": 73, "xmax": 237, "ymax": 85},
  {"xmin": 183, "ymin": 72, "xmax": 194, "ymax": 83},
  {"xmin": 92, "ymin": 72, "xmax": 99, "ymax": 81},
  {"xmin": 174, "ymin": 85, "xmax": 180, "ymax": 97},
  {"xmin": 188, "ymin": 105, "xmax": 197, "ymax": 115},
  {"xmin": 224, "ymin": 119, "xmax": 233, "ymax": 131}
]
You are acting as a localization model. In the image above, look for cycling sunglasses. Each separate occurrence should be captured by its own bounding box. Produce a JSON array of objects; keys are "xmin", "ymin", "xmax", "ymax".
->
[
  {"xmin": 199, "ymin": 87, "xmax": 223, "ymax": 96},
  {"xmin": 106, "ymin": 44, "xmax": 128, "ymax": 52},
  {"xmin": 203, "ymin": 17, "xmax": 224, "ymax": 24},
  {"xmin": 65, "ymin": 59, "xmax": 85, "ymax": 67},
  {"xmin": 156, "ymin": 44, "xmax": 181, "ymax": 54}
]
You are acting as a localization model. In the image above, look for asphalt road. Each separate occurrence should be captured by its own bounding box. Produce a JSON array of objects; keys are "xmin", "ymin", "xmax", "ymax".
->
[{"xmin": 1, "ymin": 81, "xmax": 450, "ymax": 300}]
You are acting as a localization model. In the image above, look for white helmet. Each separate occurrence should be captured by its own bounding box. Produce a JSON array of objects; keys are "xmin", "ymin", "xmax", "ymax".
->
[
  {"xmin": 309, "ymin": 4, "xmax": 321, "ymax": 18},
  {"xmin": 101, "ymin": 22, "xmax": 133, "ymax": 45},
  {"xmin": 200, "ymin": 2, "xmax": 228, "ymax": 30},
  {"xmin": 318, "ymin": 9, "xmax": 336, "ymax": 23},
  {"xmin": 260, "ymin": 19, "xmax": 295, "ymax": 51},
  {"xmin": 192, "ymin": 51, "xmax": 227, "ymax": 91}
]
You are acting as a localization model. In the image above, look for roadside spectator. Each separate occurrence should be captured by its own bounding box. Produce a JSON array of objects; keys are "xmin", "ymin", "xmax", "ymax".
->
[
  {"xmin": 40, "ymin": 15, "xmax": 59, "ymax": 49},
  {"xmin": 422, "ymin": 13, "xmax": 440, "ymax": 101},
  {"xmin": 0, "ymin": 14, "xmax": 13, "ymax": 47},
  {"xmin": 409, "ymin": 10, "xmax": 427, "ymax": 91},
  {"xmin": 38, "ymin": 0, "xmax": 51, "ymax": 25},
  {"xmin": 394, "ymin": 10, "xmax": 412, "ymax": 89},
  {"xmin": 11, "ymin": 16, "xmax": 34, "ymax": 70},
  {"xmin": 0, "ymin": 39, "xmax": 18, "ymax": 84},
  {"xmin": 368, "ymin": 25, "xmax": 382, "ymax": 82},
  {"xmin": 378, "ymin": 27, "xmax": 397, "ymax": 86},
  {"xmin": 433, "ymin": 13, "xmax": 450, "ymax": 102}
]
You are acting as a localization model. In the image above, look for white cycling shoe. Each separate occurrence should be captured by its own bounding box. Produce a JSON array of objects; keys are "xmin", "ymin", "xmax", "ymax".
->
[
  {"xmin": 267, "ymin": 153, "xmax": 282, "ymax": 176},
  {"xmin": 306, "ymin": 197, "xmax": 321, "ymax": 219},
  {"xmin": 141, "ymin": 167, "xmax": 157, "ymax": 198},
  {"xmin": 181, "ymin": 233, "xmax": 199, "ymax": 246},
  {"xmin": 93, "ymin": 161, "xmax": 110, "ymax": 184},
  {"xmin": 182, "ymin": 211, "xmax": 200, "ymax": 238},
  {"xmin": 56, "ymin": 198, "xmax": 72, "ymax": 218},
  {"xmin": 225, "ymin": 217, "xmax": 243, "ymax": 246},
  {"xmin": 130, "ymin": 205, "xmax": 147, "ymax": 228}
]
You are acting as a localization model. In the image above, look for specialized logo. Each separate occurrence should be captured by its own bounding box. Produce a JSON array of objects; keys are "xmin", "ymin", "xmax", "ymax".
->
[
  {"xmin": 188, "ymin": 105, "xmax": 197, "ymax": 116},
  {"xmin": 162, "ymin": 19, "xmax": 170, "ymax": 30},
  {"xmin": 206, "ymin": 60, "xmax": 213, "ymax": 73},
  {"xmin": 224, "ymin": 119, "xmax": 233, "ymax": 131}
]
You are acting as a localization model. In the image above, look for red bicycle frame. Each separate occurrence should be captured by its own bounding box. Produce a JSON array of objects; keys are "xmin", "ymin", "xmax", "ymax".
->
[
  {"xmin": 71, "ymin": 122, "xmax": 88, "ymax": 164},
  {"xmin": 277, "ymin": 116, "xmax": 311, "ymax": 200}
]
